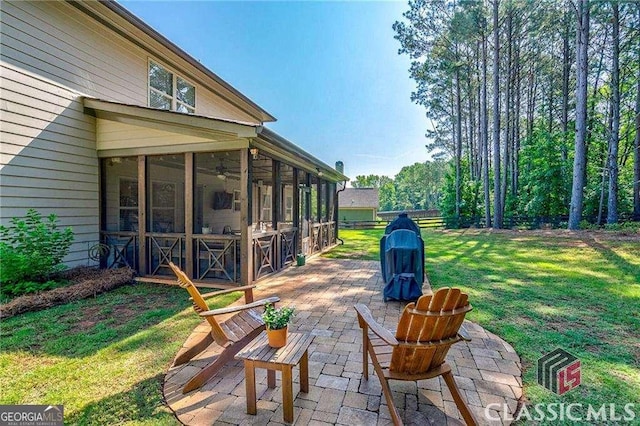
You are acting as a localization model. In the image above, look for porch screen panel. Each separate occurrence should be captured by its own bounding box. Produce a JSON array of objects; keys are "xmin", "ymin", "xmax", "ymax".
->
[
  {"xmin": 328, "ymin": 183, "xmax": 336, "ymax": 220},
  {"xmin": 320, "ymin": 181, "xmax": 328, "ymax": 222},
  {"xmin": 298, "ymin": 171, "xmax": 310, "ymax": 255},
  {"xmin": 101, "ymin": 156, "xmax": 138, "ymax": 269},
  {"xmin": 194, "ymin": 151, "xmax": 241, "ymax": 234},
  {"xmin": 251, "ymin": 154, "xmax": 273, "ymax": 231},
  {"xmin": 102, "ymin": 157, "xmax": 139, "ymax": 232},
  {"xmin": 299, "ymin": 170, "xmax": 309, "ymax": 233},
  {"xmin": 279, "ymin": 163, "xmax": 294, "ymax": 227},
  {"xmin": 278, "ymin": 163, "xmax": 296, "ymax": 265},
  {"xmin": 310, "ymin": 175, "xmax": 319, "ymax": 223},
  {"xmin": 194, "ymin": 151, "xmax": 241, "ymax": 282},
  {"xmin": 147, "ymin": 155, "xmax": 185, "ymax": 233}
]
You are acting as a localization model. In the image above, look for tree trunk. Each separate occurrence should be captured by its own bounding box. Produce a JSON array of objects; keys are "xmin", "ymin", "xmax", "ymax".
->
[
  {"xmin": 568, "ymin": 0, "xmax": 590, "ymax": 230},
  {"xmin": 482, "ymin": 30, "xmax": 491, "ymax": 227},
  {"xmin": 599, "ymin": 99, "xmax": 613, "ymax": 225},
  {"xmin": 561, "ymin": 2, "xmax": 571, "ymax": 208},
  {"xmin": 492, "ymin": 0, "xmax": 503, "ymax": 228},
  {"xmin": 597, "ymin": 148, "xmax": 608, "ymax": 225},
  {"xmin": 502, "ymin": 5, "xmax": 512, "ymax": 219},
  {"xmin": 477, "ymin": 41, "xmax": 483, "ymax": 183},
  {"xmin": 467, "ymin": 60, "xmax": 477, "ymax": 181},
  {"xmin": 548, "ymin": 74, "xmax": 554, "ymax": 134},
  {"xmin": 455, "ymin": 64, "xmax": 463, "ymax": 220},
  {"xmin": 634, "ymin": 8, "xmax": 640, "ymax": 220},
  {"xmin": 561, "ymin": 3, "xmax": 570, "ymax": 139},
  {"xmin": 606, "ymin": 0, "xmax": 619, "ymax": 224},
  {"xmin": 512, "ymin": 34, "xmax": 521, "ymax": 198}
]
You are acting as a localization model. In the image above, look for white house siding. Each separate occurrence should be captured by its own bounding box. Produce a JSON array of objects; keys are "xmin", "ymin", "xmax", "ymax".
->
[{"xmin": 0, "ymin": 0, "xmax": 264, "ymax": 266}]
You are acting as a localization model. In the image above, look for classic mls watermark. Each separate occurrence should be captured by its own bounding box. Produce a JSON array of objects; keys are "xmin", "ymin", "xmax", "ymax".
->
[
  {"xmin": 485, "ymin": 403, "xmax": 637, "ymax": 422},
  {"xmin": 537, "ymin": 347, "xmax": 581, "ymax": 395},
  {"xmin": 483, "ymin": 347, "xmax": 637, "ymax": 422},
  {"xmin": 0, "ymin": 405, "xmax": 63, "ymax": 426}
]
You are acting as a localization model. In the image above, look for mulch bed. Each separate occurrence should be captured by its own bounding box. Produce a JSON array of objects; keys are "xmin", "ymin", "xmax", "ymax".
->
[{"xmin": 0, "ymin": 267, "xmax": 135, "ymax": 319}]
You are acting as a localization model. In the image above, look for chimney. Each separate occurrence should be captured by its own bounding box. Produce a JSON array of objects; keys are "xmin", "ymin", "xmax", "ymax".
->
[{"xmin": 335, "ymin": 161, "xmax": 344, "ymax": 174}]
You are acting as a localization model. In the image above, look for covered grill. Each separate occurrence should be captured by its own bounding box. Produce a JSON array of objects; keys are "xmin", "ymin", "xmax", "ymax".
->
[{"xmin": 380, "ymin": 213, "xmax": 425, "ymax": 301}]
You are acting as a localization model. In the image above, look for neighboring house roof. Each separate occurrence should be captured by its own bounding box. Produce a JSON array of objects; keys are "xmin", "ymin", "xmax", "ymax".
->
[
  {"xmin": 339, "ymin": 188, "xmax": 379, "ymax": 209},
  {"xmin": 71, "ymin": 0, "xmax": 275, "ymax": 124}
]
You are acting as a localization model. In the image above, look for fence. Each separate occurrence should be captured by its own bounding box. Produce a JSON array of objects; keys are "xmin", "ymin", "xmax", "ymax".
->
[
  {"xmin": 340, "ymin": 214, "xmax": 638, "ymax": 231},
  {"xmin": 339, "ymin": 216, "xmax": 446, "ymax": 230}
]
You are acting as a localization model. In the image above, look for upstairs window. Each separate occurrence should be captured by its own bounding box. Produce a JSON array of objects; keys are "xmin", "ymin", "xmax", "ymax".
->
[{"xmin": 149, "ymin": 60, "xmax": 195, "ymax": 113}]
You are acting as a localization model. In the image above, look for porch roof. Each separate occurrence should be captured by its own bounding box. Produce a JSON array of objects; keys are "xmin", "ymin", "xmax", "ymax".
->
[
  {"xmin": 254, "ymin": 128, "xmax": 349, "ymax": 183},
  {"xmin": 84, "ymin": 98, "xmax": 349, "ymax": 183}
]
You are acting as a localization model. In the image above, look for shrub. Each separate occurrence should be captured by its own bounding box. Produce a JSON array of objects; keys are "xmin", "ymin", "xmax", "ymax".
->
[
  {"xmin": 604, "ymin": 221, "xmax": 640, "ymax": 233},
  {"xmin": 578, "ymin": 219, "xmax": 599, "ymax": 230},
  {"xmin": 0, "ymin": 209, "xmax": 74, "ymax": 295}
]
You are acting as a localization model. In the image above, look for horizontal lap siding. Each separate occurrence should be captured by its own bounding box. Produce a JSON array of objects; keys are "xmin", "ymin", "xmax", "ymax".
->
[
  {"xmin": 340, "ymin": 209, "xmax": 377, "ymax": 221},
  {"xmin": 0, "ymin": 0, "xmax": 139, "ymax": 267},
  {"xmin": 0, "ymin": 64, "xmax": 100, "ymax": 266},
  {"xmin": 0, "ymin": 1, "xmax": 263, "ymax": 267},
  {"xmin": 2, "ymin": 1, "xmax": 261, "ymax": 124}
]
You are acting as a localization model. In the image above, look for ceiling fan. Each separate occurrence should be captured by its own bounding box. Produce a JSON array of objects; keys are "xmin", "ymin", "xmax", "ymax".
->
[{"xmin": 216, "ymin": 161, "xmax": 240, "ymax": 181}]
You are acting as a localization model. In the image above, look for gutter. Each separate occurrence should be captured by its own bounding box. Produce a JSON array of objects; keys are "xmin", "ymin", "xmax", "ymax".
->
[{"xmin": 255, "ymin": 127, "xmax": 349, "ymax": 183}]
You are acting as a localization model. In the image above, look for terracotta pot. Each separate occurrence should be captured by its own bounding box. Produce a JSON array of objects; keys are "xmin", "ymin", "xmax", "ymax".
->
[{"xmin": 266, "ymin": 326, "xmax": 288, "ymax": 348}]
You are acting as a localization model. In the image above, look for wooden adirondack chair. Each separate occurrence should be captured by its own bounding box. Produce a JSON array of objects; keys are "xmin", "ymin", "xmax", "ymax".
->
[
  {"xmin": 354, "ymin": 287, "xmax": 478, "ymax": 426},
  {"xmin": 169, "ymin": 262, "xmax": 279, "ymax": 393}
]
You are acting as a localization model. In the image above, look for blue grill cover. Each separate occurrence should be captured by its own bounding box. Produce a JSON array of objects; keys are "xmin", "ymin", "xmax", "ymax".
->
[{"xmin": 380, "ymin": 214, "xmax": 424, "ymax": 301}]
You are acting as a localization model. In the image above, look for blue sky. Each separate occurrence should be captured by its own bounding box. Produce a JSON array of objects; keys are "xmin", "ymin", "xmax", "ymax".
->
[{"xmin": 121, "ymin": 1, "xmax": 431, "ymax": 180}]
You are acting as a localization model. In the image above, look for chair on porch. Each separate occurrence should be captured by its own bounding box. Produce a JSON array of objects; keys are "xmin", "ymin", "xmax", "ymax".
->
[
  {"xmin": 168, "ymin": 262, "xmax": 280, "ymax": 393},
  {"xmin": 354, "ymin": 287, "xmax": 478, "ymax": 426}
]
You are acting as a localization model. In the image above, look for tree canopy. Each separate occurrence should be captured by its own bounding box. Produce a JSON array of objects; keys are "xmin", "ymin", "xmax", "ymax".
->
[{"xmin": 392, "ymin": 0, "xmax": 640, "ymax": 227}]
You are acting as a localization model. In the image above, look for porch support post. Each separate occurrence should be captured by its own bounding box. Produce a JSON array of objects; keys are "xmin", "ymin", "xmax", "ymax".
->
[
  {"xmin": 99, "ymin": 160, "xmax": 106, "ymax": 268},
  {"xmin": 304, "ymin": 173, "xmax": 311, "ymax": 254},
  {"xmin": 137, "ymin": 155, "xmax": 147, "ymax": 275},
  {"xmin": 292, "ymin": 168, "xmax": 299, "ymax": 255},
  {"xmin": 272, "ymin": 160, "xmax": 281, "ymax": 230},
  {"xmin": 272, "ymin": 160, "xmax": 281, "ymax": 269},
  {"xmin": 240, "ymin": 148, "xmax": 253, "ymax": 287},
  {"xmin": 185, "ymin": 153, "xmax": 194, "ymax": 278}
]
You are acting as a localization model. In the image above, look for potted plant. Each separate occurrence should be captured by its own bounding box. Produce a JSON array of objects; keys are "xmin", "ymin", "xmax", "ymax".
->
[
  {"xmin": 262, "ymin": 302, "xmax": 295, "ymax": 348},
  {"xmin": 201, "ymin": 223, "xmax": 211, "ymax": 234}
]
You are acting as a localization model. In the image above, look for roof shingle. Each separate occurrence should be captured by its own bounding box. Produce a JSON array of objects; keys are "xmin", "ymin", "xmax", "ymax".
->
[{"xmin": 338, "ymin": 188, "xmax": 379, "ymax": 208}]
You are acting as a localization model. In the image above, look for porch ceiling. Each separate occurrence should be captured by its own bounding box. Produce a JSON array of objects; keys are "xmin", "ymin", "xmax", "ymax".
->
[{"xmin": 84, "ymin": 98, "xmax": 256, "ymax": 157}]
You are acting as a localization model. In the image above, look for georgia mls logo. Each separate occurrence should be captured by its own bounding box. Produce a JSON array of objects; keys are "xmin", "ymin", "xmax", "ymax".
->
[{"xmin": 537, "ymin": 348, "xmax": 581, "ymax": 395}]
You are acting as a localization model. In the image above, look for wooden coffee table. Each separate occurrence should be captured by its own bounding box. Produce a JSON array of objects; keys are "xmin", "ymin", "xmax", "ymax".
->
[{"xmin": 235, "ymin": 331, "xmax": 314, "ymax": 423}]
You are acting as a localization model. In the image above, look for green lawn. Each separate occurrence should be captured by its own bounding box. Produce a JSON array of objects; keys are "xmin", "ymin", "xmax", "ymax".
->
[
  {"xmin": 1, "ymin": 230, "xmax": 637, "ymax": 424},
  {"xmin": 328, "ymin": 228, "xmax": 640, "ymax": 419},
  {"xmin": 0, "ymin": 283, "xmax": 240, "ymax": 425}
]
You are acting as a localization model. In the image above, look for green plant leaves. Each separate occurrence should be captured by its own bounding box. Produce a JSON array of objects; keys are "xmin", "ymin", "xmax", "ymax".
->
[{"xmin": 261, "ymin": 303, "xmax": 295, "ymax": 330}]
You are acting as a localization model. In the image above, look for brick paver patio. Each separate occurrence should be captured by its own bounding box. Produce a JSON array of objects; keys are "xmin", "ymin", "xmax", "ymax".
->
[{"xmin": 164, "ymin": 258, "xmax": 523, "ymax": 425}]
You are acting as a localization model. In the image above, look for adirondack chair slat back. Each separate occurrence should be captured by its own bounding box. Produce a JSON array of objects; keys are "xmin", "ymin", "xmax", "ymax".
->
[
  {"xmin": 391, "ymin": 287, "xmax": 472, "ymax": 375},
  {"xmin": 169, "ymin": 262, "xmax": 230, "ymax": 345}
]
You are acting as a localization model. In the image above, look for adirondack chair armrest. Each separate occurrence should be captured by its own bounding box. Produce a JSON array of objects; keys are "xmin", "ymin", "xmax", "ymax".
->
[
  {"xmin": 195, "ymin": 285, "xmax": 257, "ymax": 301},
  {"xmin": 199, "ymin": 296, "xmax": 280, "ymax": 317},
  {"xmin": 458, "ymin": 324, "xmax": 472, "ymax": 341},
  {"xmin": 354, "ymin": 304, "xmax": 398, "ymax": 346}
]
